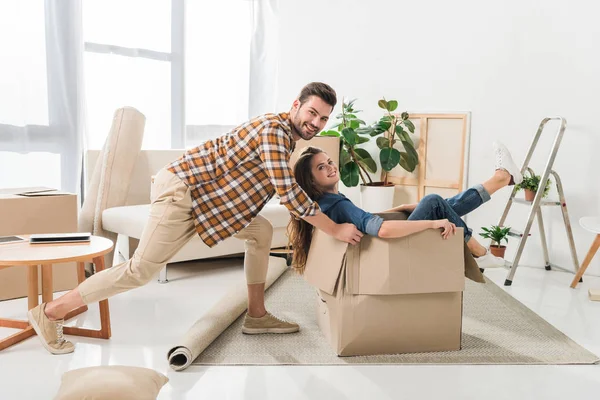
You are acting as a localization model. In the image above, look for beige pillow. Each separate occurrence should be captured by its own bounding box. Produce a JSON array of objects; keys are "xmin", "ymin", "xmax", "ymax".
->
[{"xmin": 54, "ymin": 366, "xmax": 168, "ymax": 400}]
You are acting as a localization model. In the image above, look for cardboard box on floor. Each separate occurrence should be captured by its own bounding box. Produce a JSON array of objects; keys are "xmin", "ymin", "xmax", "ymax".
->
[
  {"xmin": 304, "ymin": 212, "xmax": 485, "ymax": 357},
  {"xmin": 0, "ymin": 187, "xmax": 79, "ymax": 301}
]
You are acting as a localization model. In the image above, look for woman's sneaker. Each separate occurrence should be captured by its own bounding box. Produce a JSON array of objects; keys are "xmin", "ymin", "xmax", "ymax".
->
[
  {"xmin": 494, "ymin": 141, "xmax": 523, "ymax": 185},
  {"xmin": 475, "ymin": 249, "xmax": 506, "ymax": 269}
]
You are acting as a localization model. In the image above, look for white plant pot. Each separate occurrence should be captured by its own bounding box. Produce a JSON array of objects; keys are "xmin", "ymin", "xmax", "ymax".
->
[{"xmin": 360, "ymin": 184, "xmax": 395, "ymax": 213}]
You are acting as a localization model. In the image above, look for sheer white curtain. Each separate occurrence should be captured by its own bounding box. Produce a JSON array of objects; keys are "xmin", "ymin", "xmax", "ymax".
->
[
  {"xmin": 0, "ymin": 0, "xmax": 279, "ymax": 191},
  {"xmin": 249, "ymin": 0, "xmax": 279, "ymax": 118},
  {"xmin": 0, "ymin": 0, "xmax": 84, "ymax": 192}
]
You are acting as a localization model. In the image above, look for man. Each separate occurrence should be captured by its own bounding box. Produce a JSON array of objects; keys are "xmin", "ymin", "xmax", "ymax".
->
[{"xmin": 27, "ymin": 82, "xmax": 364, "ymax": 354}]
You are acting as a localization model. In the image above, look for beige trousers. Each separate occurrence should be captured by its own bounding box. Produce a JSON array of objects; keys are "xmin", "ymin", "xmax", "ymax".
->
[{"xmin": 78, "ymin": 169, "xmax": 273, "ymax": 305}]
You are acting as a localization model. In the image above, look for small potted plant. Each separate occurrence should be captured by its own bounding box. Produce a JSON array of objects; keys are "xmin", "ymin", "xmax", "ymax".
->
[
  {"xmin": 516, "ymin": 172, "xmax": 552, "ymax": 201},
  {"xmin": 479, "ymin": 225, "xmax": 511, "ymax": 258}
]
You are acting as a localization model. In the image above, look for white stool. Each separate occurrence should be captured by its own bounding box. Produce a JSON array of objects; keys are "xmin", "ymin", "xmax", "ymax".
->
[{"xmin": 571, "ymin": 216, "xmax": 600, "ymax": 288}]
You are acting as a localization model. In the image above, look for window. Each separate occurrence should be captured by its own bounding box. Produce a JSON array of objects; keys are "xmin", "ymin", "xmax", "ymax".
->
[
  {"xmin": 185, "ymin": 0, "xmax": 251, "ymax": 146},
  {"xmin": 83, "ymin": 0, "xmax": 173, "ymax": 150},
  {"xmin": 83, "ymin": 0, "xmax": 253, "ymax": 150}
]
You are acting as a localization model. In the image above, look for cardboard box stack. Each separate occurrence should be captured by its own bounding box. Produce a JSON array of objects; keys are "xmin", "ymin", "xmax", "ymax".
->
[
  {"xmin": 305, "ymin": 223, "xmax": 468, "ymax": 356},
  {"xmin": 0, "ymin": 187, "xmax": 79, "ymax": 301}
]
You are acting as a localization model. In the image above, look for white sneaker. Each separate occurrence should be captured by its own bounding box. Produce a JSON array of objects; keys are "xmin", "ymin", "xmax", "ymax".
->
[
  {"xmin": 476, "ymin": 250, "xmax": 506, "ymax": 269},
  {"xmin": 493, "ymin": 141, "xmax": 523, "ymax": 185}
]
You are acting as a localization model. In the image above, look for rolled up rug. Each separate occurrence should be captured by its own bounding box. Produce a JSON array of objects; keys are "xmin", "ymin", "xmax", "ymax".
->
[{"xmin": 167, "ymin": 256, "xmax": 288, "ymax": 371}]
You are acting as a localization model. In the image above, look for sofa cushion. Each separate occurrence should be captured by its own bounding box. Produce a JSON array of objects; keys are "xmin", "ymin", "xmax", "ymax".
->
[{"xmin": 102, "ymin": 197, "xmax": 291, "ymax": 240}]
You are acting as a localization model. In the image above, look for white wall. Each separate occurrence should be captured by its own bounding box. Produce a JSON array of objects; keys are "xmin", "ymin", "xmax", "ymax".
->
[{"xmin": 276, "ymin": 0, "xmax": 600, "ymax": 277}]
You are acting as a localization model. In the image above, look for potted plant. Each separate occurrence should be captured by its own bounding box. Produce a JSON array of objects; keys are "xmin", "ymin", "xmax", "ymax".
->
[
  {"xmin": 516, "ymin": 172, "xmax": 552, "ymax": 201},
  {"xmin": 354, "ymin": 99, "xmax": 419, "ymax": 212},
  {"xmin": 319, "ymin": 99, "xmax": 378, "ymax": 187},
  {"xmin": 479, "ymin": 225, "xmax": 511, "ymax": 258}
]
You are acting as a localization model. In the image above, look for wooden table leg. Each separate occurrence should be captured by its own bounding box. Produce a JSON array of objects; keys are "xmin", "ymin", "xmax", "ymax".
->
[
  {"xmin": 27, "ymin": 265, "xmax": 39, "ymax": 310},
  {"xmin": 94, "ymin": 255, "xmax": 111, "ymax": 339},
  {"xmin": 571, "ymin": 234, "xmax": 600, "ymax": 288},
  {"xmin": 1, "ymin": 265, "xmax": 39, "ymax": 351},
  {"xmin": 0, "ymin": 327, "xmax": 35, "ymax": 351},
  {"xmin": 62, "ymin": 255, "xmax": 111, "ymax": 340},
  {"xmin": 76, "ymin": 262, "xmax": 86, "ymax": 284},
  {"xmin": 62, "ymin": 262, "xmax": 89, "ymax": 320},
  {"xmin": 41, "ymin": 264, "xmax": 53, "ymax": 303}
]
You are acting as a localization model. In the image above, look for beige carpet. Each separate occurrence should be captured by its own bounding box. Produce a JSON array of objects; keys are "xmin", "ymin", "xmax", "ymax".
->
[{"xmin": 190, "ymin": 269, "xmax": 599, "ymax": 366}]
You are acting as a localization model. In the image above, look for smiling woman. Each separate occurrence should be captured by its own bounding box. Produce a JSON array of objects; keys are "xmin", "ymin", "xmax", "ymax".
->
[{"xmin": 287, "ymin": 143, "xmax": 522, "ymax": 273}]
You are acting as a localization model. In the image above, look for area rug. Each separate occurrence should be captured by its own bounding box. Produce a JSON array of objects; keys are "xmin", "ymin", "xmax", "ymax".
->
[{"xmin": 189, "ymin": 269, "xmax": 599, "ymax": 366}]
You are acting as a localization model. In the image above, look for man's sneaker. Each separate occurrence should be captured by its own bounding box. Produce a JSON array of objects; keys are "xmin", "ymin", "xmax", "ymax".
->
[
  {"xmin": 475, "ymin": 250, "xmax": 507, "ymax": 269},
  {"xmin": 242, "ymin": 312, "xmax": 299, "ymax": 334},
  {"xmin": 493, "ymin": 141, "xmax": 523, "ymax": 185},
  {"xmin": 27, "ymin": 303, "xmax": 74, "ymax": 355}
]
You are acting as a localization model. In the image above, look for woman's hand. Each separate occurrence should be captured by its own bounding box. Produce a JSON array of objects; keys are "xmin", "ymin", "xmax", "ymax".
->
[{"xmin": 432, "ymin": 219, "xmax": 456, "ymax": 239}]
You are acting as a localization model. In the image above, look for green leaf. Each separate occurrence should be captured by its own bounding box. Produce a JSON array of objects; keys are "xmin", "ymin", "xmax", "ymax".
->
[
  {"xmin": 380, "ymin": 115, "xmax": 394, "ymax": 123},
  {"xmin": 376, "ymin": 136, "xmax": 390, "ymax": 149},
  {"xmin": 341, "ymin": 127, "xmax": 357, "ymax": 146},
  {"xmin": 350, "ymin": 120, "xmax": 360, "ymax": 130},
  {"xmin": 354, "ymin": 148, "xmax": 377, "ymax": 173},
  {"xmin": 378, "ymin": 99, "xmax": 388, "ymax": 110},
  {"xmin": 341, "ymin": 162, "xmax": 360, "ymax": 187},
  {"xmin": 387, "ymin": 100, "xmax": 398, "ymax": 112},
  {"xmin": 354, "ymin": 148, "xmax": 371, "ymax": 160},
  {"xmin": 377, "ymin": 121, "xmax": 392, "ymax": 131},
  {"xmin": 357, "ymin": 158, "xmax": 377, "ymax": 174},
  {"xmin": 355, "ymin": 127, "xmax": 375, "ymax": 135},
  {"xmin": 356, "ymin": 135, "xmax": 370, "ymax": 144},
  {"xmin": 399, "ymin": 151, "xmax": 417, "ymax": 172},
  {"xmin": 319, "ymin": 130, "xmax": 340, "ymax": 137},
  {"xmin": 404, "ymin": 119, "xmax": 416, "ymax": 133},
  {"xmin": 402, "ymin": 141, "xmax": 419, "ymax": 165},
  {"xmin": 340, "ymin": 149, "xmax": 351, "ymax": 166},
  {"xmin": 380, "ymin": 148, "xmax": 401, "ymax": 171},
  {"xmin": 401, "ymin": 112, "xmax": 409, "ymax": 120}
]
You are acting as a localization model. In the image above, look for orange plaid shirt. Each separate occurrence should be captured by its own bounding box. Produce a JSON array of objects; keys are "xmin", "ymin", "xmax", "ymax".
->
[{"xmin": 167, "ymin": 112, "xmax": 319, "ymax": 247}]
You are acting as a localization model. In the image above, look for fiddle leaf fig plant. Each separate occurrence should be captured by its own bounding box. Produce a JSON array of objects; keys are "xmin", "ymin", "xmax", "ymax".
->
[
  {"xmin": 356, "ymin": 99, "xmax": 419, "ymax": 185},
  {"xmin": 319, "ymin": 99, "xmax": 377, "ymax": 187}
]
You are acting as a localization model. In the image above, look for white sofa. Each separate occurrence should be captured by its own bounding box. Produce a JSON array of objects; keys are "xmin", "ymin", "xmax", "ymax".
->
[{"xmin": 85, "ymin": 136, "xmax": 339, "ymax": 282}]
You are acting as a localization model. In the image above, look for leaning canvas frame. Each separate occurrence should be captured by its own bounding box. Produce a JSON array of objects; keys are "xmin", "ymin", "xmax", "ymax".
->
[{"xmin": 383, "ymin": 112, "xmax": 471, "ymax": 206}]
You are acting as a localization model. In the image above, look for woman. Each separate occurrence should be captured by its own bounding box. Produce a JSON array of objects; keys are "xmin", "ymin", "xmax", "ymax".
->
[{"xmin": 288, "ymin": 142, "xmax": 523, "ymax": 273}]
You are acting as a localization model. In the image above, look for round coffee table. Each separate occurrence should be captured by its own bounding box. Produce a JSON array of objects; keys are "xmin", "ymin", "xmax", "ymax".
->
[{"xmin": 0, "ymin": 235, "xmax": 114, "ymax": 351}]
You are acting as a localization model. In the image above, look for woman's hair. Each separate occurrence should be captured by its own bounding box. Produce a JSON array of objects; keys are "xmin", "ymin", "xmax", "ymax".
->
[{"xmin": 287, "ymin": 146, "xmax": 325, "ymax": 274}]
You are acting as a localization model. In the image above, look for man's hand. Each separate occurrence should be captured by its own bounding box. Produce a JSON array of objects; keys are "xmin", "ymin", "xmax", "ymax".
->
[
  {"xmin": 334, "ymin": 223, "xmax": 364, "ymax": 245},
  {"xmin": 432, "ymin": 219, "xmax": 456, "ymax": 239}
]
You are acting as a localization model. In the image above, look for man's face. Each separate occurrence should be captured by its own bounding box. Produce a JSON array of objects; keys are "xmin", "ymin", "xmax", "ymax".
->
[{"xmin": 290, "ymin": 96, "xmax": 333, "ymax": 141}]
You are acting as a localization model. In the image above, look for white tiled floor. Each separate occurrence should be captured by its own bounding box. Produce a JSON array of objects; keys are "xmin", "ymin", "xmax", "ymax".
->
[{"xmin": 1, "ymin": 258, "xmax": 599, "ymax": 400}]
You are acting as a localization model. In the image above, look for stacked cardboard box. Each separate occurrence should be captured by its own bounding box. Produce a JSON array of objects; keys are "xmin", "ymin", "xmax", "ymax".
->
[
  {"xmin": 0, "ymin": 187, "xmax": 79, "ymax": 301},
  {"xmin": 305, "ymin": 223, "xmax": 468, "ymax": 356}
]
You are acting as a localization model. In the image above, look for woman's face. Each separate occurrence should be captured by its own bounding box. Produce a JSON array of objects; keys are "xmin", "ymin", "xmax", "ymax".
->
[{"xmin": 310, "ymin": 152, "xmax": 339, "ymax": 191}]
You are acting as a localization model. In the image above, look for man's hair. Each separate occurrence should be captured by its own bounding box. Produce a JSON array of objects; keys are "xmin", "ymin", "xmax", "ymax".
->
[{"xmin": 298, "ymin": 82, "xmax": 337, "ymax": 109}]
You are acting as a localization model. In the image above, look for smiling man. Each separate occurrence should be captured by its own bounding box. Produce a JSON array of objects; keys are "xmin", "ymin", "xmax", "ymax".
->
[{"xmin": 27, "ymin": 82, "xmax": 364, "ymax": 355}]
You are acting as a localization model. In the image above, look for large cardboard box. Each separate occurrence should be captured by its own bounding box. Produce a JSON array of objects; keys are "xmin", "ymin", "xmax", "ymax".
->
[
  {"xmin": 305, "ymin": 220, "xmax": 468, "ymax": 356},
  {"xmin": 0, "ymin": 187, "xmax": 79, "ymax": 301}
]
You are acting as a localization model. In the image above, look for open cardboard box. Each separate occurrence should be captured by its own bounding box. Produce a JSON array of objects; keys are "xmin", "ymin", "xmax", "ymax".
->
[{"xmin": 304, "ymin": 212, "xmax": 485, "ymax": 357}]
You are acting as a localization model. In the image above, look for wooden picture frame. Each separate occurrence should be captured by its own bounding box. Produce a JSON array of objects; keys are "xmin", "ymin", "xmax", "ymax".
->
[{"xmin": 383, "ymin": 113, "xmax": 470, "ymax": 205}]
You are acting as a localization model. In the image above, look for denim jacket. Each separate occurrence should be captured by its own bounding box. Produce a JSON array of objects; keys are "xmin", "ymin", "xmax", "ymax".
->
[{"xmin": 316, "ymin": 192, "xmax": 384, "ymax": 236}]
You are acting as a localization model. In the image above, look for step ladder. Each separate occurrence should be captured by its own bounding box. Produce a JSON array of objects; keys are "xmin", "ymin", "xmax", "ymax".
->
[{"xmin": 495, "ymin": 117, "xmax": 580, "ymax": 286}]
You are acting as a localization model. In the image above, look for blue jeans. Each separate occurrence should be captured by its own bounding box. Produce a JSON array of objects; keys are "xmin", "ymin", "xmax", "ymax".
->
[{"xmin": 407, "ymin": 184, "xmax": 491, "ymax": 242}]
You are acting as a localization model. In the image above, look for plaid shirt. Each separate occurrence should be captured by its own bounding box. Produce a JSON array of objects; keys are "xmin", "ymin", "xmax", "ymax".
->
[{"xmin": 168, "ymin": 112, "xmax": 319, "ymax": 247}]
